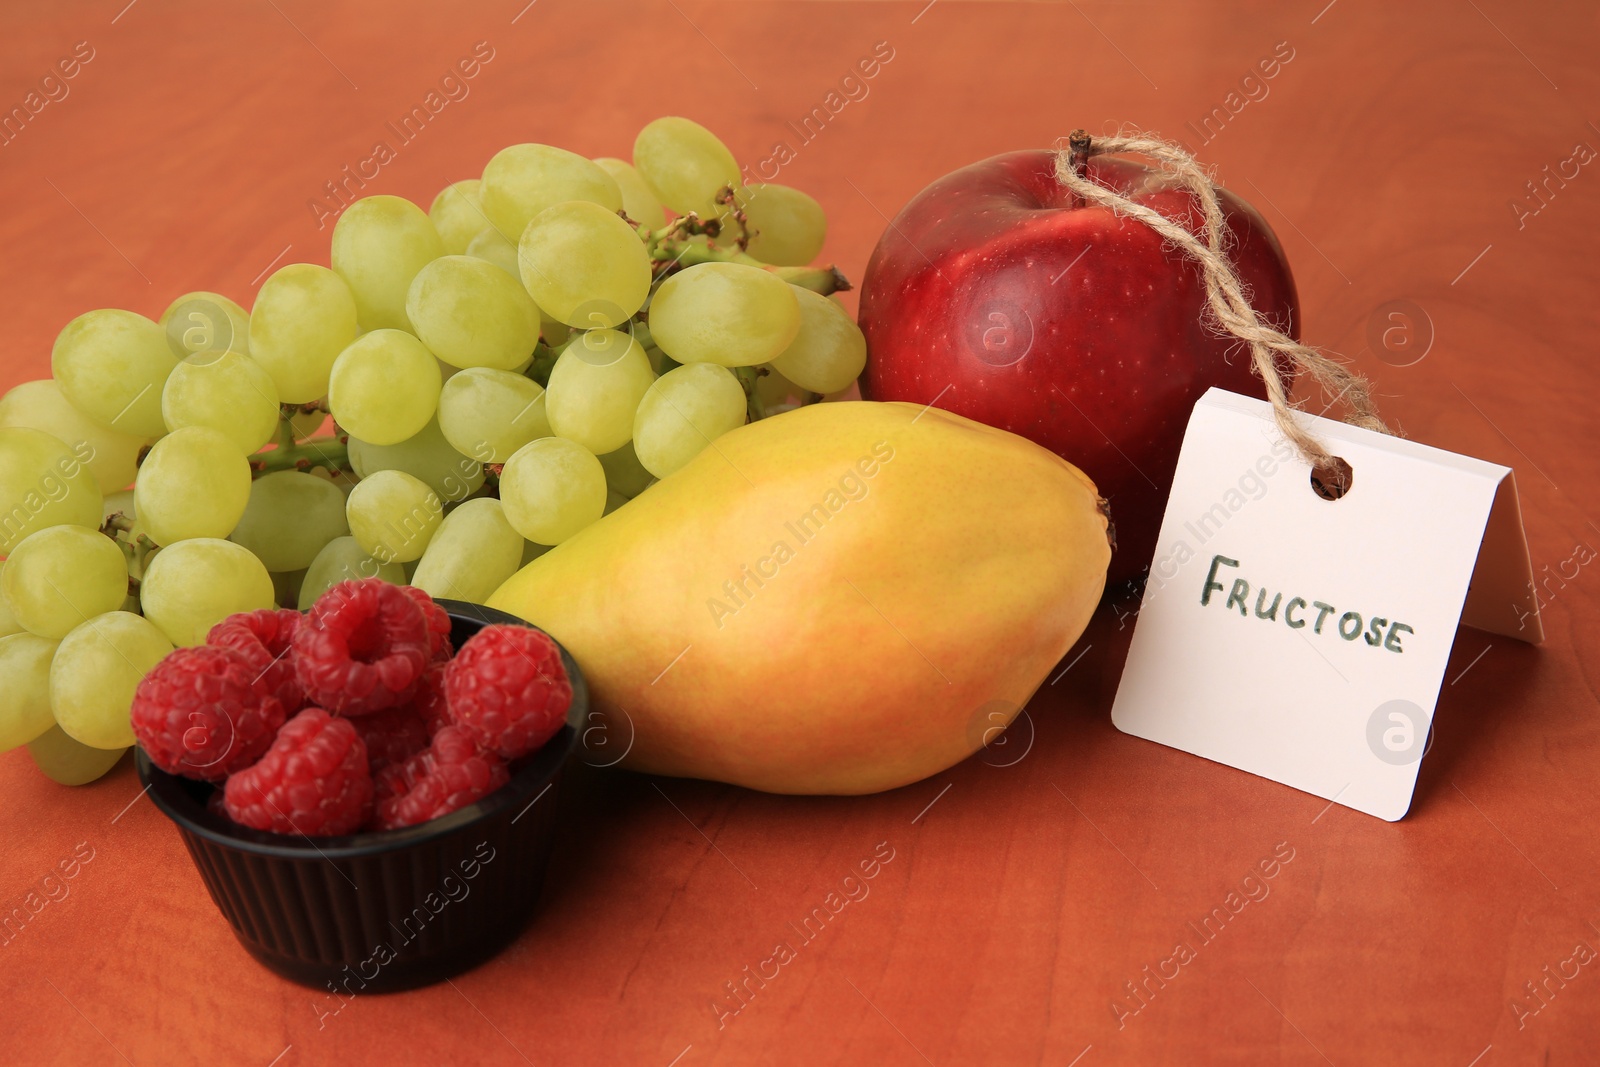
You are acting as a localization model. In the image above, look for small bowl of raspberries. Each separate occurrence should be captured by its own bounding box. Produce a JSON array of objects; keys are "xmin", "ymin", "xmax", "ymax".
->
[{"xmin": 132, "ymin": 578, "xmax": 586, "ymax": 992}]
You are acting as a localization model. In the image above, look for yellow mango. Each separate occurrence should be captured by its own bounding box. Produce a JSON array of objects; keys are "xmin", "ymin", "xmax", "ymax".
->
[{"xmin": 488, "ymin": 401, "xmax": 1110, "ymax": 794}]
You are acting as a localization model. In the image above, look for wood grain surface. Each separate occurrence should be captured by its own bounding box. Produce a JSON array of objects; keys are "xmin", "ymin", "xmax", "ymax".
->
[{"xmin": 1, "ymin": 1, "xmax": 1597, "ymax": 1064}]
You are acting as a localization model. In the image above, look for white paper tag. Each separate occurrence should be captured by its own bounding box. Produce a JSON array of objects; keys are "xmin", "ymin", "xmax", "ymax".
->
[{"xmin": 1110, "ymin": 388, "xmax": 1542, "ymax": 821}]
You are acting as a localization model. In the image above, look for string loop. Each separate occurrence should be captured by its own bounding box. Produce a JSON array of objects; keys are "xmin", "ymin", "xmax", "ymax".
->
[{"xmin": 1053, "ymin": 129, "xmax": 1391, "ymax": 471}]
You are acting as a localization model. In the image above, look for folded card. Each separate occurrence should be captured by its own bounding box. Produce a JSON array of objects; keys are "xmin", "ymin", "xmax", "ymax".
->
[{"xmin": 1111, "ymin": 388, "xmax": 1540, "ymax": 821}]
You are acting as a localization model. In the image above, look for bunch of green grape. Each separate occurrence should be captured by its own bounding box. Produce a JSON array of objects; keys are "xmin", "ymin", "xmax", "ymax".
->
[{"xmin": 0, "ymin": 116, "xmax": 866, "ymax": 787}]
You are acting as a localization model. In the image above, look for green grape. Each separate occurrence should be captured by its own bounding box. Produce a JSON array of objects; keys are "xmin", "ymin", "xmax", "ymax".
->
[
  {"xmin": 0, "ymin": 633, "xmax": 58, "ymax": 752},
  {"xmin": 159, "ymin": 291, "xmax": 251, "ymax": 357},
  {"xmin": 2, "ymin": 526, "xmax": 128, "ymax": 639},
  {"xmin": 27, "ymin": 725, "xmax": 126, "ymax": 785},
  {"xmin": 500, "ymin": 437, "xmax": 606, "ymax": 545},
  {"xmin": 480, "ymin": 143, "xmax": 623, "ymax": 241},
  {"xmin": 346, "ymin": 470, "xmax": 442, "ymax": 564},
  {"xmin": 299, "ymin": 536, "xmax": 405, "ymax": 609},
  {"xmin": 348, "ymin": 417, "xmax": 484, "ymax": 503},
  {"xmin": 229, "ymin": 470, "xmax": 350, "ymax": 572},
  {"xmin": 648, "ymin": 262, "xmax": 801, "ymax": 368},
  {"xmin": 329, "ymin": 329, "xmax": 442, "ymax": 445},
  {"xmin": 754, "ymin": 364, "xmax": 799, "ymax": 408},
  {"xmin": 410, "ymin": 498, "xmax": 524, "ymax": 604},
  {"xmin": 139, "ymin": 538, "xmax": 275, "ymax": 647},
  {"xmin": 0, "ymin": 427, "xmax": 103, "ymax": 555},
  {"xmin": 743, "ymin": 183, "xmax": 827, "ymax": 267},
  {"xmin": 248, "ymin": 263, "xmax": 360, "ymax": 403},
  {"xmin": 770, "ymin": 287, "xmax": 868, "ymax": 394},
  {"xmin": 437, "ymin": 367, "xmax": 550, "ymax": 464},
  {"xmin": 50, "ymin": 611, "xmax": 173, "ymax": 748},
  {"xmin": 633, "ymin": 116, "xmax": 742, "ymax": 219},
  {"xmin": 544, "ymin": 329, "xmax": 656, "ymax": 455},
  {"xmin": 466, "ymin": 226, "xmax": 520, "ymax": 277},
  {"xmin": 134, "ymin": 427, "xmax": 251, "ymax": 546},
  {"xmin": 598, "ymin": 440, "xmax": 654, "ymax": 498},
  {"xmin": 0, "ymin": 379, "xmax": 146, "ymax": 494},
  {"xmin": 430, "ymin": 179, "xmax": 487, "ymax": 256},
  {"xmin": 161, "ymin": 350, "xmax": 282, "ymax": 456},
  {"xmin": 633, "ymin": 363, "xmax": 748, "ymax": 479},
  {"xmin": 0, "ymin": 564, "xmax": 23, "ymax": 638},
  {"xmin": 332, "ymin": 195, "xmax": 445, "ymax": 331},
  {"xmin": 518, "ymin": 200, "xmax": 652, "ymax": 329},
  {"xmin": 405, "ymin": 255, "xmax": 540, "ymax": 372},
  {"xmin": 50, "ymin": 308, "xmax": 176, "ymax": 437},
  {"xmin": 594, "ymin": 157, "xmax": 666, "ymax": 227}
]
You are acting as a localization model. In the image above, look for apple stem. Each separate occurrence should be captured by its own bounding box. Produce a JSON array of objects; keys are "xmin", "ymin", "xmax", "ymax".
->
[
  {"xmin": 1065, "ymin": 130, "xmax": 1094, "ymax": 209},
  {"xmin": 1067, "ymin": 130, "xmax": 1093, "ymax": 177},
  {"xmin": 1051, "ymin": 129, "xmax": 1393, "ymax": 465}
]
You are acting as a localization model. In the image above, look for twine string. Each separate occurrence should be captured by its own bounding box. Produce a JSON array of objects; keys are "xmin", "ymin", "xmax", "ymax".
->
[{"xmin": 1052, "ymin": 129, "xmax": 1390, "ymax": 473}]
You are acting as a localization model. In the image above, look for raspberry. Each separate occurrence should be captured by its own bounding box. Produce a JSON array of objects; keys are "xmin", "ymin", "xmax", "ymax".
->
[
  {"xmin": 293, "ymin": 579, "xmax": 431, "ymax": 716},
  {"xmin": 410, "ymin": 664, "xmax": 453, "ymax": 737},
  {"xmin": 445, "ymin": 625, "xmax": 572, "ymax": 760},
  {"xmin": 350, "ymin": 705, "xmax": 430, "ymax": 774},
  {"xmin": 131, "ymin": 646, "xmax": 287, "ymax": 782},
  {"xmin": 223, "ymin": 709, "xmax": 373, "ymax": 836},
  {"xmin": 400, "ymin": 586, "xmax": 454, "ymax": 662},
  {"xmin": 208, "ymin": 609, "xmax": 305, "ymax": 712},
  {"xmin": 372, "ymin": 726, "xmax": 508, "ymax": 830}
]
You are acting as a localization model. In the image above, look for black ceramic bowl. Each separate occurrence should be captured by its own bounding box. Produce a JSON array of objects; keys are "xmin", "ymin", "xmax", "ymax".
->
[{"xmin": 137, "ymin": 600, "xmax": 585, "ymax": 993}]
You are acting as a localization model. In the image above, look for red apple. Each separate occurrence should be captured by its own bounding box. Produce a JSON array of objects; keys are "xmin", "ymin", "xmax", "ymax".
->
[{"xmin": 858, "ymin": 149, "xmax": 1299, "ymax": 588}]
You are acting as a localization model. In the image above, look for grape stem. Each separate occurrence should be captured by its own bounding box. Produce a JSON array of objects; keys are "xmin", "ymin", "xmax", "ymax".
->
[
  {"xmin": 646, "ymin": 212, "xmax": 723, "ymax": 245},
  {"xmin": 643, "ymin": 211, "xmax": 851, "ymax": 295},
  {"xmin": 773, "ymin": 265, "xmax": 852, "ymax": 295},
  {"xmin": 734, "ymin": 366, "xmax": 767, "ymax": 423},
  {"xmin": 713, "ymin": 185, "xmax": 752, "ymax": 252},
  {"xmin": 649, "ymin": 238, "xmax": 851, "ymax": 294},
  {"xmin": 527, "ymin": 343, "xmax": 558, "ymax": 387},
  {"xmin": 251, "ymin": 435, "xmax": 350, "ymax": 477},
  {"xmin": 269, "ymin": 414, "xmax": 296, "ymax": 455},
  {"xmin": 108, "ymin": 526, "xmax": 159, "ymax": 591}
]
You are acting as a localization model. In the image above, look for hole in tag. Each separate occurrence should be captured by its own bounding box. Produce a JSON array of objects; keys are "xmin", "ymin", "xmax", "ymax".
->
[{"xmin": 1310, "ymin": 457, "xmax": 1353, "ymax": 501}]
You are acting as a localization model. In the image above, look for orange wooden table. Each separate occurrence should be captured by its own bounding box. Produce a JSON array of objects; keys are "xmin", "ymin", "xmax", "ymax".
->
[{"xmin": 3, "ymin": 2, "xmax": 1598, "ymax": 1063}]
